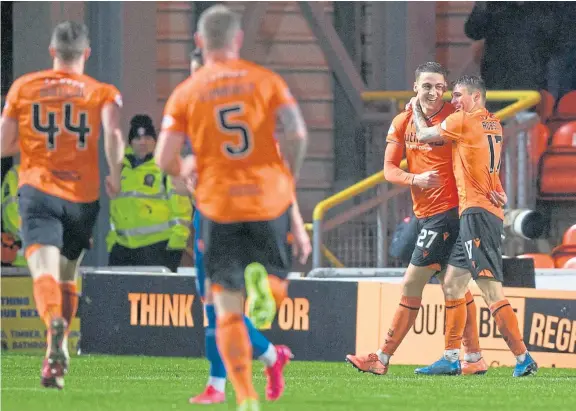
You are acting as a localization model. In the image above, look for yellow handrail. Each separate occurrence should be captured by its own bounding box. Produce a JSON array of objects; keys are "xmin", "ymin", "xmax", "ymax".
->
[
  {"xmin": 304, "ymin": 223, "xmax": 345, "ymax": 267},
  {"xmin": 312, "ymin": 90, "xmax": 541, "ymax": 222}
]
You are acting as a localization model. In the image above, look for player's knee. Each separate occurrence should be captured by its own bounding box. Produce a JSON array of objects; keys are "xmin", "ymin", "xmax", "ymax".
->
[
  {"xmin": 26, "ymin": 245, "xmax": 61, "ymax": 279},
  {"xmin": 476, "ymin": 279, "xmax": 505, "ymax": 306},
  {"xmin": 59, "ymin": 255, "xmax": 81, "ymax": 282},
  {"xmin": 402, "ymin": 264, "xmax": 433, "ymax": 296},
  {"xmin": 442, "ymin": 282, "xmax": 465, "ymax": 299},
  {"xmin": 442, "ymin": 276, "xmax": 468, "ymax": 299},
  {"xmin": 442, "ymin": 265, "xmax": 470, "ymax": 299},
  {"xmin": 212, "ymin": 284, "xmax": 244, "ymax": 315}
]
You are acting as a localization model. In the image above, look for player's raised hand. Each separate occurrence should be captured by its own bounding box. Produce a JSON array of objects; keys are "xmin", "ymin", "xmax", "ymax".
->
[
  {"xmin": 413, "ymin": 170, "xmax": 442, "ymax": 188},
  {"xmin": 488, "ymin": 190, "xmax": 507, "ymax": 208}
]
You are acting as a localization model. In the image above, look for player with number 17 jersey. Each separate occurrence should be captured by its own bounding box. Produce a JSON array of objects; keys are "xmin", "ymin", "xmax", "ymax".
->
[{"xmin": 3, "ymin": 69, "xmax": 121, "ymax": 203}]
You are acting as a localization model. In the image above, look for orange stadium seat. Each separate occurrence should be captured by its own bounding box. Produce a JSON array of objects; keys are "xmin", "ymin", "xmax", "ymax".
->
[
  {"xmin": 536, "ymin": 90, "xmax": 555, "ymax": 122},
  {"xmin": 537, "ymin": 147, "xmax": 576, "ymax": 200},
  {"xmin": 546, "ymin": 116, "xmax": 576, "ymax": 136},
  {"xmin": 557, "ymin": 91, "xmax": 576, "ymax": 116},
  {"xmin": 562, "ymin": 224, "xmax": 576, "ymax": 245},
  {"xmin": 516, "ymin": 253, "xmax": 555, "ymax": 269},
  {"xmin": 549, "ymin": 225, "xmax": 576, "ymax": 268},
  {"xmin": 550, "ymin": 121, "xmax": 576, "ymax": 147},
  {"xmin": 551, "ymin": 245, "xmax": 576, "ymax": 268},
  {"xmin": 530, "ymin": 123, "xmax": 550, "ymax": 167},
  {"xmin": 563, "ymin": 256, "xmax": 576, "ymax": 269}
]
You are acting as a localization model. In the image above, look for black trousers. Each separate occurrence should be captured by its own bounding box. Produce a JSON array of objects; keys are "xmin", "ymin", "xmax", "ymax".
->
[{"xmin": 108, "ymin": 240, "xmax": 183, "ymax": 273}]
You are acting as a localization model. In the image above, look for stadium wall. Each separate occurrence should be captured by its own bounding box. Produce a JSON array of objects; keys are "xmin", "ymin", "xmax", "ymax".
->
[{"xmin": 2, "ymin": 273, "xmax": 575, "ymax": 369}]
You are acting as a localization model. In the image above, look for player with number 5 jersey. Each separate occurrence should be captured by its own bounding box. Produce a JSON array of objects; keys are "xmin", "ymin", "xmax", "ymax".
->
[
  {"xmin": 1, "ymin": 21, "xmax": 125, "ymax": 390},
  {"xmin": 161, "ymin": 60, "xmax": 298, "ymax": 224},
  {"xmin": 155, "ymin": 6, "xmax": 310, "ymax": 409}
]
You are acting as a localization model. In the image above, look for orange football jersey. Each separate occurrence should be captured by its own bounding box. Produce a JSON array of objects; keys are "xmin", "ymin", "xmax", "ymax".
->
[
  {"xmin": 439, "ymin": 107, "xmax": 504, "ymax": 219},
  {"xmin": 386, "ymin": 103, "xmax": 459, "ymax": 218},
  {"xmin": 2, "ymin": 69, "xmax": 121, "ymax": 203},
  {"xmin": 162, "ymin": 59, "xmax": 296, "ymax": 223}
]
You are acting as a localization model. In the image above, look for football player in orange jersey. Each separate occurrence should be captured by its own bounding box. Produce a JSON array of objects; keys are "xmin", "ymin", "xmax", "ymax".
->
[
  {"xmin": 0, "ymin": 21, "xmax": 125, "ymax": 389},
  {"xmin": 154, "ymin": 5, "xmax": 310, "ymax": 410},
  {"xmin": 185, "ymin": 48, "xmax": 301, "ymax": 406},
  {"xmin": 346, "ymin": 62, "xmax": 488, "ymax": 376},
  {"xmin": 412, "ymin": 75, "xmax": 537, "ymax": 377}
]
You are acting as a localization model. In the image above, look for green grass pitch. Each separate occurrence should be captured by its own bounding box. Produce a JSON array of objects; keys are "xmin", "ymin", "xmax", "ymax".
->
[{"xmin": 2, "ymin": 353, "xmax": 576, "ymax": 410}]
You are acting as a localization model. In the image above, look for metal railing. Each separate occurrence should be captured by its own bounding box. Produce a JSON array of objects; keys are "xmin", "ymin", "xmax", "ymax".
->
[{"xmin": 311, "ymin": 90, "xmax": 542, "ymax": 269}]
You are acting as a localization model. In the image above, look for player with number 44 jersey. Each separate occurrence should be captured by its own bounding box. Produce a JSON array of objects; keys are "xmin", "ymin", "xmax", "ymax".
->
[
  {"xmin": 1, "ymin": 21, "xmax": 125, "ymax": 390},
  {"xmin": 2, "ymin": 54, "xmax": 122, "ymax": 203}
]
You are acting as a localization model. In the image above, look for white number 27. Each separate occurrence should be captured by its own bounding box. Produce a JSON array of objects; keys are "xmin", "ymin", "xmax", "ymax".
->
[{"xmin": 416, "ymin": 229, "xmax": 438, "ymax": 248}]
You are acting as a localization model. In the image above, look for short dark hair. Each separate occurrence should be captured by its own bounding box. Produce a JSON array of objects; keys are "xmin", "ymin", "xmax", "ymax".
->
[
  {"xmin": 453, "ymin": 75, "xmax": 487, "ymax": 100},
  {"xmin": 414, "ymin": 62, "xmax": 449, "ymax": 81},
  {"xmin": 50, "ymin": 21, "xmax": 90, "ymax": 63}
]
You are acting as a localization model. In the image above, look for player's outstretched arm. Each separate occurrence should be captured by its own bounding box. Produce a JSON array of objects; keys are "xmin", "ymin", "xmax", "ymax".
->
[
  {"xmin": 384, "ymin": 142, "xmax": 414, "ymax": 185},
  {"xmin": 155, "ymin": 130, "xmax": 186, "ymax": 177},
  {"xmin": 277, "ymin": 104, "xmax": 308, "ymax": 181},
  {"xmin": 411, "ymin": 99, "xmax": 444, "ymax": 143},
  {"xmin": 156, "ymin": 85, "xmax": 188, "ymax": 177},
  {"xmin": 102, "ymin": 102, "xmax": 126, "ymax": 197},
  {"xmin": 0, "ymin": 116, "xmax": 19, "ymax": 158}
]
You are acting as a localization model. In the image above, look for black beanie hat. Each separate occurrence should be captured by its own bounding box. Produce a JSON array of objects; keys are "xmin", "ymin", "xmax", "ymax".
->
[{"xmin": 128, "ymin": 115, "xmax": 156, "ymax": 144}]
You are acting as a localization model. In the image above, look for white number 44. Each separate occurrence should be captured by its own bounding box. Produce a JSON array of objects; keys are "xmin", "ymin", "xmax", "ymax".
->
[{"xmin": 416, "ymin": 229, "xmax": 438, "ymax": 248}]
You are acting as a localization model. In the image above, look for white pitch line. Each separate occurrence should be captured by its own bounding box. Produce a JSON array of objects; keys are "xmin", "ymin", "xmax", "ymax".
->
[{"xmin": 1, "ymin": 387, "xmax": 122, "ymax": 394}]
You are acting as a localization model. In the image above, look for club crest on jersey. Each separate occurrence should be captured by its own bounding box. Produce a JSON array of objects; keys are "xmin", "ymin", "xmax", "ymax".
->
[
  {"xmin": 114, "ymin": 94, "xmax": 123, "ymax": 108},
  {"xmin": 143, "ymin": 174, "xmax": 155, "ymax": 187},
  {"xmin": 161, "ymin": 115, "xmax": 175, "ymax": 130}
]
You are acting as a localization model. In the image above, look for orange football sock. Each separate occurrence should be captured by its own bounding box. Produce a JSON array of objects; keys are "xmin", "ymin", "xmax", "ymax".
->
[
  {"xmin": 462, "ymin": 290, "xmax": 481, "ymax": 354},
  {"xmin": 33, "ymin": 274, "xmax": 62, "ymax": 328},
  {"xmin": 490, "ymin": 299, "xmax": 527, "ymax": 356},
  {"xmin": 445, "ymin": 298, "xmax": 467, "ymax": 350},
  {"xmin": 268, "ymin": 275, "xmax": 288, "ymax": 308},
  {"xmin": 60, "ymin": 282, "xmax": 78, "ymax": 332},
  {"xmin": 380, "ymin": 296, "xmax": 422, "ymax": 356},
  {"xmin": 216, "ymin": 313, "xmax": 257, "ymax": 403}
]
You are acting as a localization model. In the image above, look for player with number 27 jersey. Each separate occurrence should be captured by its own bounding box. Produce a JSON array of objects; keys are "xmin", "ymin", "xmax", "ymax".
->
[
  {"xmin": 162, "ymin": 59, "xmax": 296, "ymax": 224},
  {"xmin": 3, "ymin": 69, "xmax": 121, "ymax": 203}
]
